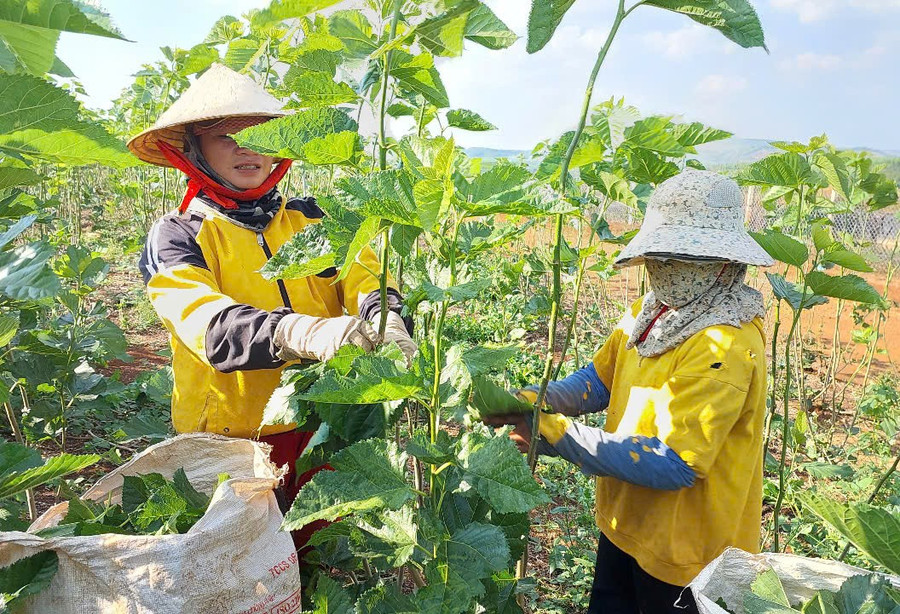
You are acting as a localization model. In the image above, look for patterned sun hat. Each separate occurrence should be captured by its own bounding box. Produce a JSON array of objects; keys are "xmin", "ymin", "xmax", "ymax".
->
[
  {"xmin": 127, "ymin": 64, "xmax": 290, "ymax": 167},
  {"xmin": 614, "ymin": 169, "xmax": 774, "ymax": 268}
]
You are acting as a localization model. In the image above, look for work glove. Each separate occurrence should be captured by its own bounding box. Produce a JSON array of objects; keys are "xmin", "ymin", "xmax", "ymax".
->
[
  {"xmin": 371, "ymin": 310, "xmax": 417, "ymax": 366},
  {"xmin": 274, "ymin": 314, "xmax": 380, "ymax": 363},
  {"xmin": 515, "ymin": 364, "xmax": 610, "ymax": 417}
]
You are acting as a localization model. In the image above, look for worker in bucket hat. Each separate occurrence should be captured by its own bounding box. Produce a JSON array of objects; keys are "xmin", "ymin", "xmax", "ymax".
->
[
  {"xmin": 130, "ymin": 64, "xmax": 416, "ymax": 550},
  {"xmin": 484, "ymin": 169, "xmax": 774, "ymax": 614}
]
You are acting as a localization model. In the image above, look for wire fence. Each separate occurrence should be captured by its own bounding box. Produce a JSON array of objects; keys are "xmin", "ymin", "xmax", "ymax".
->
[{"xmin": 604, "ymin": 187, "xmax": 900, "ymax": 272}]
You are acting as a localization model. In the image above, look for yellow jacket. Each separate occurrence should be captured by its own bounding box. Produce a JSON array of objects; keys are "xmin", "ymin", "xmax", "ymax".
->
[
  {"xmin": 540, "ymin": 299, "xmax": 766, "ymax": 585},
  {"xmin": 139, "ymin": 193, "xmax": 388, "ymax": 438}
]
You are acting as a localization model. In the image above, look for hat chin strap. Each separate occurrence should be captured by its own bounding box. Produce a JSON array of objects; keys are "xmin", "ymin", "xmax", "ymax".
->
[{"xmin": 158, "ymin": 141, "xmax": 292, "ymax": 213}]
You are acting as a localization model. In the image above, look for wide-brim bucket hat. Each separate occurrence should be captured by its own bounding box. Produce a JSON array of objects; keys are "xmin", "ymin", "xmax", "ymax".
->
[
  {"xmin": 127, "ymin": 63, "xmax": 290, "ymax": 167},
  {"xmin": 615, "ymin": 169, "xmax": 774, "ymax": 268}
]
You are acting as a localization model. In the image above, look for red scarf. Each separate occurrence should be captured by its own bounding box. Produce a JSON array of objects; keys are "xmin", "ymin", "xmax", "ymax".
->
[{"xmin": 158, "ymin": 140, "xmax": 292, "ymax": 213}]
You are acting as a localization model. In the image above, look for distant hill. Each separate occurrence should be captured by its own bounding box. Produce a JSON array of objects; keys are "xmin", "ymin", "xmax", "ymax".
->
[{"xmin": 465, "ymin": 139, "xmax": 900, "ymax": 171}]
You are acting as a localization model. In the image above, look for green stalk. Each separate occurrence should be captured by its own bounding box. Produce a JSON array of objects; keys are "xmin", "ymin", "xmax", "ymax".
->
[
  {"xmin": 527, "ymin": 0, "xmax": 632, "ymax": 471},
  {"xmin": 374, "ymin": 1, "xmax": 403, "ymax": 337}
]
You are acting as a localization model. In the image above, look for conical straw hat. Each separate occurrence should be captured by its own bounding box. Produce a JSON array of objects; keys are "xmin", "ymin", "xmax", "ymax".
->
[{"xmin": 127, "ymin": 64, "xmax": 290, "ymax": 167}]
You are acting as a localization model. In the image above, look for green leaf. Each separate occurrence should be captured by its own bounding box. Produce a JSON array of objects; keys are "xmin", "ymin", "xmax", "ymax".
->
[
  {"xmin": 288, "ymin": 71, "xmax": 358, "ymax": 107},
  {"xmin": 299, "ymin": 351, "xmax": 424, "ymax": 404},
  {"xmin": 805, "ymin": 272, "xmax": 882, "ymax": 305},
  {"xmin": 0, "ymin": 442, "xmax": 41, "ymax": 478},
  {"xmin": 356, "ymin": 584, "xmax": 418, "ymax": 614},
  {"xmin": 0, "ymin": 241, "xmax": 60, "ymax": 301},
  {"xmin": 526, "ymin": 0, "xmax": 577, "ymax": 53},
  {"xmin": 643, "ymin": 0, "xmax": 767, "ymax": 50},
  {"xmin": 0, "ymin": 74, "xmax": 132, "ymax": 166},
  {"xmin": 800, "ymin": 591, "xmax": 839, "ymax": 614},
  {"xmin": 223, "ymin": 38, "xmax": 265, "ymax": 72},
  {"xmin": 0, "ymin": 0, "xmax": 124, "ymax": 39},
  {"xmin": 233, "ymin": 107, "xmax": 358, "ymax": 159},
  {"xmin": 178, "ymin": 44, "xmax": 219, "ymax": 76},
  {"xmin": 447, "ymin": 109, "xmax": 496, "ymax": 131},
  {"xmin": 671, "ymin": 122, "xmax": 732, "ymax": 148},
  {"xmin": 625, "ymin": 116, "xmax": 685, "ymax": 157},
  {"xmin": 335, "ymin": 215, "xmax": 381, "ymax": 283},
  {"xmin": 750, "ymin": 230, "xmax": 809, "ymax": 267},
  {"xmin": 462, "ymin": 433, "xmax": 550, "ymax": 514},
  {"xmin": 302, "ymin": 131, "xmax": 361, "ymax": 166},
  {"xmin": 751, "ymin": 569, "xmax": 791, "ymax": 606},
  {"xmin": 811, "ymin": 222, "xmax": 834, "ymax": 252},
  {"xmin": 391, "ymin": 51, "xmax": 449, "ymax": 108},
  {"xmin": 407, "ymin": 431, "xmax": 456, "ymax": 466},
  {"xmin": 414, "ymin": 562, "xmax": 479, "ymax": 614},
  {"xmin": 311, "ymin": 574, "xmax": 354, "ymax": 614},
  {"xmin": 469, "ymin": 376, "xmax": 532, "ymax": 420},
  {"xmin": 0, "ymin": 214, "xmax": 36, "ymax": 249},
  {"xmin": 739, "ymin": 152, "xmax": 813, "ymax": 189},
  {"xmin": 0, "ymin": 166, "xmax": 40, "ymax": 191},
  {"xmin": 801, "ymin": 494, "xmax": 900, "ymax": 574},
  {"xmin": 328, "ymin": 10, "xmax": 376, "ymax": 60},
  {"xmin": 814, "ymin": 152, "xmax": 852, "ymax": 203},
  {"xmin": 625, "ymin": 148, "xmax": 679, "ymax": 185},
  {"xmin": 801, "ymin": 462, "xmax": 854, "ymax": 480},
  {"xmin": 254, "ymin": 0, "xmax": 345, "ymax": 25},
  {"xmin": 467, "ymin": 162, "xmax": 532, "ymax": 205},
  {"xmin": 821, "ymin": 248, "xmax": 873, "ymax": 273},
  {"xmin": 464, "ymin": 3, "xmax": 518, "ymax": 50},
  {"xmin": 446, "ymin": 522, "xmax": 510, "ymax": 583},
  {"xmin": 765, "ymin": 273, "xmax": 827, "ymax": 312},
  {"xmin": 420, "ymin": 279, "xmax": 490, "ymax": 304},
  {"xmin": 357, "ymin": 506, "xmax": 418, "ymax": 567},
  {"xmin": 283, "ymin": 439, "xmax": 414, "ymax": 528},
  {"xmin": 0, "ymin": 314, "xmax": 17, "ymax": 347},
  {"xmin": 260, "ymin": 222, "xmax": 336, "ymax": 280},
  {"xmin": 0, "ymin": 550, "xmax": 58, "ymax": 611},
  {"xmin": 204, "ymin": 15, "xmax": 244, "ymax": 45},
  {"xmin": 581, "ymin": 168, "xmax": 638, "ymax": 208},
  {"xmin": 0, "ymin": 20, "xmax": 57, "ymax": 76},
  {"xmin": 411, "ymin": 1, "xmax": 477, "ymax": 57},
  {"xmin": 743, "ymin": 593, "xmax": 800, "ymax": 614},
  {"xmin": 0, "ymin": 452, "xmax": 98, "ymax": 499}
]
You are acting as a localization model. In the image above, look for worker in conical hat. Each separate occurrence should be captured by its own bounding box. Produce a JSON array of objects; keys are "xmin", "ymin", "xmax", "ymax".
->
[
  {"xmin": 130, "ymin": 64, "xmax": 416, "ymax": 550},
  {"xmin": 483, "ymin": 169, "xmax": 774, "ymax": 613}
]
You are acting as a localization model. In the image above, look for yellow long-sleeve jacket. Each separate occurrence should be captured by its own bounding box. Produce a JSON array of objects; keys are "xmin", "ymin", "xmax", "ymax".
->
[{"xmin": 139, "ymin": 192, "xmax": 392, "ymax": 439}]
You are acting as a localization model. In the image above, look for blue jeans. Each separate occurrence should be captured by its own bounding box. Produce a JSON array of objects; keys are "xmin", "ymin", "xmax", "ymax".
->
[{"xmin": 588, "ymin": 534, "xmax": 699, "ymax": 614}]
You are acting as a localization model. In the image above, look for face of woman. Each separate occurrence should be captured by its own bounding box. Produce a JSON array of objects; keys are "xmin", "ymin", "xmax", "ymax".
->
[
  {"xmin": 197, "ymin": 127, "xmax": 274, "ymax": 190},
  {"xmin": 644, "ymin": 259, "xmax": 726, "ymax": 308}
]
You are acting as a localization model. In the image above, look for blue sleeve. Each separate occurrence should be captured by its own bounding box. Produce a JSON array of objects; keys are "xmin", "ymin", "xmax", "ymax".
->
[
  {"xmin": 527, "ymin": 363, "xmax": 610, "ymax": 416},
  {"xmin": 539, "ymin": 420, "xmax": 696, "ymax": 490}
]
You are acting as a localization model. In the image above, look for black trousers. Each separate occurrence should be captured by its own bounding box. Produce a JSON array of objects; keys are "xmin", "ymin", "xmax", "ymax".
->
[{"xmin": 587, "ymin": 534, "xmax": 699, "ymax": 614}]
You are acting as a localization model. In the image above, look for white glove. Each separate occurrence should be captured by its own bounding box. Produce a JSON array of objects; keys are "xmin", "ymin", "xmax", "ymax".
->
[
  {"xmin": 274, "ymin": 314, "xmax": 380, "ymax": 363},
  {"xmin": 373, "ymin": 311, "xmax": 417, "ymax": 365}
]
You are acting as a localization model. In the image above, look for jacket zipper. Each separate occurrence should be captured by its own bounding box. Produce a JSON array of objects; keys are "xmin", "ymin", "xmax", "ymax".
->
[{"xmin": 257, "ymin": 232, "xmax": 293, "ymax": 310}]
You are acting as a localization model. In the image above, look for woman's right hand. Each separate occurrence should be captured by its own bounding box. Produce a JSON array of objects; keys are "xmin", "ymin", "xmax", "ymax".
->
[
  {"xmin": 274, "ymin": 314, "xmax": 381, "ymax": 363},
  {"xmin": 482, "ymin": 414, "xmax": 533, "ymax": 454}
]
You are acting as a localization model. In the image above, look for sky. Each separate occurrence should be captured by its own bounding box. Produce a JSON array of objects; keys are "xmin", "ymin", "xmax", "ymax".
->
[{"xmin": 57, "ymin": 0, "xmax": 900, "ymax": 152}]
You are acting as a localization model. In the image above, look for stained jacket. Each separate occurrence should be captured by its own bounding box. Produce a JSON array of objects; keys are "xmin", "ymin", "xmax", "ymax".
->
[
  {"xmin": 538, "ymin": 299, "xmax": 766, "ymax": 586},
  {"xmin": 139, "ymin": 191, "xmax": 396, "ymax": 439}
]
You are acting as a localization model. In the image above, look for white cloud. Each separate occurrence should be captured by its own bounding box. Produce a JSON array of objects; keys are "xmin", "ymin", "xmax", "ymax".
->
[
  {"xmin": 642, "ymin": 24, "xmax": 713, "ymax": 59},
  {"xmin": 770, "ymin": 0, "xmax": 900, "ymax": 21},
  {"xmin": 695, "ymin": 74, "xmax": 748, "ymax": 98},
  {"xmin": 779, "ymin": 52, "xmax": 845, "ymax": 71}
]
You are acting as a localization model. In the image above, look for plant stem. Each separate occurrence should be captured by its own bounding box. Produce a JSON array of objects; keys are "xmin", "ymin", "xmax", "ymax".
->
[
  {"xmin": 764, "ymin": 300, "xmax": 782, "ymax": 454},
  {"xmin": 4, "ymin": 398, "xmax": 36, "ymax": 521},
  {"xmin": 528, "ymin": 0, "xmax": 629, "ymax": 469},
  {"xmin": 377, "ymin": 1, "xmax": 402, "ymax": 172},
  {"xmin": 378, "ymin": 227, "xmax": 390, "ymax": 336}
]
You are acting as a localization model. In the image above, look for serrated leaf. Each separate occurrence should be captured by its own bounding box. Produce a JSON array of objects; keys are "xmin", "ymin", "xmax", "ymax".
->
[
  {"xmin": 751, "ymin": 569, "xmax": 791, "ymax": 606},
  {"xmin": 462, "ymin": 433, "xmax": 549, "ymax": 514},
  {"xmin": 0, "ymin": 452, "xmax": 98, "ymax": 499},
  {"xmin": 407, "ymin": 431, "xmax": 456, "ymax": 465},
  {"xmin": 739, "ymin": 152, "xmax": 813, "ymax": 189},
  {"xmin": 204, "ymin": 15, "xmax": 244, "ymax": 45},
  {"xmin": 766, "ymin": 273, "xmax": 827, "ymax": 311},
  {"xmin": 411, "ymin": 0, "xmax": 476, "ymax": 57},
  {"xmin": 581, "ymin": 168, "xmax": 637, "ymax": 208},
  {"xmin": 283, "ymin": 439, "xmax": 414, "ymax": 528},
  {"xmin": 815, "ymin": 152, "xmax": 853, "ymax": 203},
  {"xmin": 744, "ymin": 592, "xmax": 800, "ymax": 614},
  {"xmin": 643, "ymin": 0, "xmax": 766, "ymax": 50},
  {"xmin": 255, "ymin": 0, "xmax": 345, "ymax": 25},
  {"xmin": 464, "ymin": 3, "xmax": 517, "ymax": 50},
  {"xmin": 821, "ymin": 248, "xmax": 873, "ymax": 273},
  {"xmin": 356, "ymin": 584, "xmax": 418, "ymax": 614},
  {"xmin": 302, "ymin": 131, "xmax": 361, "ymax": 166},
  {"xmin": 335, "ymin": 215, "xmax": 381, "ymax": 283},
  {"xmin": 751, "ymin": 230, "xmax": 808, "ymax": 267},
  {"xmin": 299, "ymin": 350, "xmax": 423, "ymax": 404},
  {"xmin": 288, "ymin": 71, "xmax": 358, "ymax": 107},
  {"xmin": 625, "ymin": 116, "xmax": 685, "ymax": 157},
  {"xmin": 625, "ymin": 147, "xmax": 680, "ymax": 185},
  {"xmin": 414, "ymin": 562, "xmax": 479, "ymax": 614},
  {"xmin": 0, "ymin": 442, "xmax": 41, "ymax": 479},
  {"xmin": 391, "ymin": 51, "xmax": 449, "ymax": 108},
  {"xmin": 0, "ymin": 0, "xmax": 124, "ymax": 39},
  {"xmin": 671, "ymin": 122, "xmax": 732, "ymax": 148},
  {"xmin": 447, "ymin": 109, "xmax": 496, "ymax": 131},
  {"xmin": 801, "ymin": 462, "xmax": 854, "ymax": 480},
  {"xmin": 0, "ymin": 550, "xmax": 58, "ymax": 610},
  {"xmin": 446, "ymin": 522, "xmax": 510, "ymax": 584},
  {"xmin": 328, "ymin": 10, "xmax": 377, "ymax": 60},
  {"xmin": 357, "ymin": 506, "xmax": 418, "ymax": 567},
  {"xmin": 311, "ymin": 574, "xmax": 354, "ymax": 614},
  {"xmin": 802, "ymin": 494, "xmax": 900, "ymax": 574},
  {"xmin": 469, "ymin": 375, "xmax": 532, "ymax": 420},
  {"xmin": 526, "ymin": 0, "xmax": 577, "ymax": 53},
  {"xmin": 233, "ymin": 107, "xmax": 357, "ymax": 159},
  {"xmin": 261, "ymin": 222, "xmax": 336, "ymax": 280},
  {"xmin": 806, "ymin": 272, "xmax": 881, "ymax": 305}
]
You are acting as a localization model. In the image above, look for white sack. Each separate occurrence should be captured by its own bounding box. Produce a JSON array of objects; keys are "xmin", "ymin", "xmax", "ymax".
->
[
  {"xmin": 690, "ymin": 547, "xmax": 900, "ymax": 614},
  {"xmin": 0, "ymin": 433, "xmax": 302, "ymax": 614}
]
